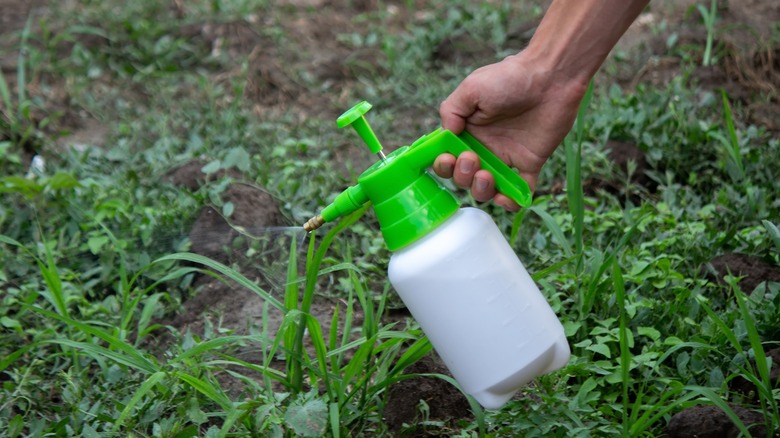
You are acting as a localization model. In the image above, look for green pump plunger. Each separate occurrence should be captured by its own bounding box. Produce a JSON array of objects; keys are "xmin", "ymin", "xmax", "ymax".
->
[{"xmin": 302, "ymin": 101, "xmax": 532, "ymax": 251}]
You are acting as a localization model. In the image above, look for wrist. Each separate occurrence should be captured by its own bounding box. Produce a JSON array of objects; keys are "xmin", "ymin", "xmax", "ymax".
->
[
  {"xmin": 517, "ymin": 0, "xmax": 649, "ymax": 96},
  {"xmin": 507, "ymin": 50, "xmax": 589, "ymax": 107}
]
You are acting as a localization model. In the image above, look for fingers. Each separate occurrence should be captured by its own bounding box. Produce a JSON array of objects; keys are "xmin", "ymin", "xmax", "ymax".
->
[
  {"xmin": 432, "ymin": 153, "xmax": 456, "ymax": 178},
  {"xmin": 436, "ymin": 152, "xmax": 487, "ymax": 195},
  {"xmin": 435, "ymin": 151, "xmax": 524, "ymax": 212},
  {"xmin": 439, "ymin": 83, "xmax": 477, "ymax": 134},
  {"xmin": 452, "ymin": 151, "xmax": 479, "ymax": 189},
  {"xmin": 471, "ymin": 169, "xmax": 495, "ymax": 203},
  {"xmin": 494, "ymin": 193, "xmax": 521, "ymax": 212}
]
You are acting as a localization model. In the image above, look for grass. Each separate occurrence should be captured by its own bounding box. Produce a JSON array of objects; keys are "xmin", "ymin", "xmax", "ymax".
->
[{"xmin": 1, "ymin": 0, "xmax": 780, "ymax": 436}]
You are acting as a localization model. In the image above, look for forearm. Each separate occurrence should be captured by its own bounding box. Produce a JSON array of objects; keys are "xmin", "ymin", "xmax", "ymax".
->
[{"xmin": 522, "ymin": 0, "xmax": 650, "ymax": 89}]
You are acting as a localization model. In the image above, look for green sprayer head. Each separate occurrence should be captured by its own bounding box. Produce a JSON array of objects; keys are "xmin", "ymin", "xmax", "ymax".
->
[{"xmin": 302, "ymin": 101, "xmax": 532, "ymax": 251}]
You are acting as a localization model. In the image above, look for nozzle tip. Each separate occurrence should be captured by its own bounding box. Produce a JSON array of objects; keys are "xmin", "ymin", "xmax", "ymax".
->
[{"xmin": 303, "ymin": 215, "xmax": 325, "ymax": 232}]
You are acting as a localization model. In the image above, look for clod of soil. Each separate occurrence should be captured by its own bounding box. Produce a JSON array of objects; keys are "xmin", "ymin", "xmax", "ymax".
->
[
  {"xmin": 188, "ymin": 184, "xmax": 287, "ymax": 264},
  {"xmin": 383, "ymin": 353, "xmax": 471, "ymax": 435},
  {"xmin": 432, "ymin": 33, "xmax": 492, "ymax": 67},
  {"xmin": 164, "ymin": 160, "xmax": 243, "ymax": 192},
  {"xmin": 605, "ymin": 140, "xmax": 651, "ymax": 186},
  {"xmin": 729, "ymin": 348, "xmax": 780, "ymax": 401},
  {"xmin": 579, "ymin": 140, "xmax": 654, "ymax": 203},
  {"xmin": 667, "ymin": 404, "xmax": 767, "ymax": 438},
  {"xmin": 706, "ymin": 253, "xmax": 780, "ymax": 294}
]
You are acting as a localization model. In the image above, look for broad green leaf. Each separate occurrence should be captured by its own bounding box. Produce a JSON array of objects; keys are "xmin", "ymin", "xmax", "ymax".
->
[
  {"xmin": 284, "ymin": 399, "xmax": 327, "ymax": 438},
  {"xmin": 111, "ymin": 371, "xmax": 166, "ymax": 434},
  {"xmin": 222, "ymin": 201, "xmax": 234, "ymax": 217},
  {"xmin": 201, "ymin": 160, "xmax": 221, "ymax": 174},
  {"xmin": 87, "ymin": 235, "xmax": 109, "ymax": 254},
  {"xmin": 223, "ymin": 147, "xmax": 251, "ymax": 172},
  {"xmin": 637, "ymin": 327, "xmax": 661, "ymax": 342},
  {"xmin": 176, "ymin": 372, "xmax": 234, "ymax": 412},
  {"xmin": 1, "ymin": 316, "xmax": 22, "ymax": 331},
  {"xmin": 529, "ymin": 206, "xmax": 573, "ymax": 257},
  {"xmin": 586, "ymin": 343, "xmax": 612, "ymax": 359},
  {"xmin": 762, "ymin": 220, "xmax": 780, "ymax": 252},
  {"xmin": 46, "ymin": 172, "xmax": 79, "ymax": 190},
  {"xmin": 8, "ymin": 414, "xmax": 24, "ymax": 438}
]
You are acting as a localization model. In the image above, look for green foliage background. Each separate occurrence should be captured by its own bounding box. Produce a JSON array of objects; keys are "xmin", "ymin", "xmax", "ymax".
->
[{"xmin": 1, "ymin": 0, "xmax": 778, "ymax": 436}]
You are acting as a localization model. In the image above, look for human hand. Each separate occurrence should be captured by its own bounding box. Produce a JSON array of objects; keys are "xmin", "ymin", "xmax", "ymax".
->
[{"xmin": 435, "ymin": 51, "xmax": 587, "ymax": 210}]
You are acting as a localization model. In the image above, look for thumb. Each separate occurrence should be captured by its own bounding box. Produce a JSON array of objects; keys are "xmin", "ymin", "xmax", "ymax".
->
[{"xmin": 439, "ymin": 86, "xmax": 476, "ymax": 134}]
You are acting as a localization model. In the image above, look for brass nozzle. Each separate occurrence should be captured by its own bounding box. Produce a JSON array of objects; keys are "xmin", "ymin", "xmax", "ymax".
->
[{"xmin": 303, "ymin": 215, "xmax": 325, "ymax": 232}]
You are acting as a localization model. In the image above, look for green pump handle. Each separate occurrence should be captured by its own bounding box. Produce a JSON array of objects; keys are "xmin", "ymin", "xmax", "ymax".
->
[
  {"xmin": 403, "ymin": 128, "xmax": 532, "ymax": 208},
  {"xmin": 302, "ymin": 101, "xmax": 533, "ymax": 246}
]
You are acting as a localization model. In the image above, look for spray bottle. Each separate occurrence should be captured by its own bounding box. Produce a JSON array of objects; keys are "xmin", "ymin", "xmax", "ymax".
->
[{"xmin": 303, "ymin": 101, "xmax": 570, "ymax": 409}]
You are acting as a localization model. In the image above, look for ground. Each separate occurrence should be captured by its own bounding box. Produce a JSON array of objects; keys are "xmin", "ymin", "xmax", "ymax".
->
[{"xmin": 2, "ymin": 0, "xmax": 779, "ymax": 434}]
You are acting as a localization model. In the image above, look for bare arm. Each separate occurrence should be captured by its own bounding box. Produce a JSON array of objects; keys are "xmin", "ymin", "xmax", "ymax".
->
[{"xmin": 436, "ymin": 0, "xmax": 650, "ymax": 210}]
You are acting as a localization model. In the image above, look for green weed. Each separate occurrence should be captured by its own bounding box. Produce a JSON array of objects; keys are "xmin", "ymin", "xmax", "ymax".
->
[{"xmin": 2, "ymin": 0, "xmax": 780, "ymax": 436}]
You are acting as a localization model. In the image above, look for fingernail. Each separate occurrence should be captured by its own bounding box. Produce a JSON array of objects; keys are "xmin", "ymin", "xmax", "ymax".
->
[
  {"xmin": 459, "ymin": 159, "xmax": 474, "ymax": 173},
  {"xmin": 475, "ymin": 177, "xmax": 488, "ymax": 192},
  {"xmin": 440, "ymin": 162, "xmax": 453, "ymax": 175}
]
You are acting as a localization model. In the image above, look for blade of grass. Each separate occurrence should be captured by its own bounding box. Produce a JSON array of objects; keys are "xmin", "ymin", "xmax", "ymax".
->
[
  {"xmin": 304, "ymin": 313, "xmax": 332, "ymax": 395},
  {"xmin": 684, "ymin": 387, "xmax": 752, "ymax": 437},
  {"xmin": 528, "ymin": 205, "xmax": 573, "ymax": 257},
  {"xmin": 0, "ymin": 343, "xmax": 36, "ymax": 374},
  {"xmin": 720, "ymin": 91, "xmax": 745, "ymax": 181},
  {"xmin": 110, "ymin": 371, "xmax": 166, "ymax": 434},
  {"xmin": 17, "ymin": 17, "xmax": 32, "ymax": 114},
  {"xmin": 155, "ymin": 252, "xmax": 284, "ymax": 311},
  {"xmin": 169, "ymin": 335, "xmax": 257, "ymax": 364},
  {"xmin": 761, "ymin": 220, "xmax": 780, "ymax": 252},
  {"xmin": 530, "ymin": 255, "xmax": 577, "ymax": 282},
  {"xmin": 509, "ymin": 209, "xmax": 527, "ymax": 245},
  {"xmin": 733, "ymin": 285, "xmax": 778, "ymax": 421},
  {"xmin": 611, "ymin": 259, "xmax": 631, "ymax": 433},
  {"xmin": 136, "ymin": 292, "xmax": 166, "ymax": 342},
  {"xmin": 44, "ymin": 339, "xmax": 157, "ymax": 373},
  {"xmin": 695, "ymin": 294, "xmax": 743, "ymax": 354},
  {"xmin": 329, "ymin": 401, "xmax": 340, "ymax": 438},
  {"xmin": 176, "ymin": 372, "xmax": 234, "ymax": 412},
  {"xmin": 291, "ymin": 204, "xmax": 370, "ymax": 394},
  {"xmin": 284, "ymin": 234, "xmax": 300, "ymax": 386},
  {"xmin": 26, "ymin": 305, "xmax": 160, "ymax": 373},
  {"xmin": 580, "ymin": 211, "xmax": 651, "ymax": 322},
  {"xmin": 208, "ymin": 355, "xmax": 287, "ymax": 383},
  {"xmin": 566, "ymin": 79, "xmax": 594, "ymax": 272},
  {"xmin": 697, "ymin": 0, "xmax": 717, "ymax": 67},
  {"xmin": 733, "ymin": 288, "xmax": 770, "ymax": 386}
]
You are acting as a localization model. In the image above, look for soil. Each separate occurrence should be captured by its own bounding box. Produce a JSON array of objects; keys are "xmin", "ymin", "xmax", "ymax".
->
[
  {"xmin": 587, "ymin": 140, "xmax": 654, "ymax": 202},
  {"xmin": 3, "ymin": 0, "xmax": 780, "ymax": 434},
  {"xmin": 383, "ymin": 353, "xmax": 472, "ymax": 436},
  {"xmin": 729, "ymin": 348, "xmax": 780, "ymax": 401},
  {"xmin": 162, "ymin": 162, "xmax": 336, "ymax": 341},
  {"xmin": 667, "ymin": 403, "xmax": 768, "ymax": 438},
  {"xmin": 706, "ymin": 252, "xmax": 780, "ymax": 294}
]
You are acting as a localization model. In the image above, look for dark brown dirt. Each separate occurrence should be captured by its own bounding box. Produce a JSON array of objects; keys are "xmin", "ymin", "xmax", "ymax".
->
[
  {"xmin": 539, "ymin": 140, "xmax": 653, "ymax": 201},
  {"xmin": 667, "ymin": 403, "xmax": 768, "ymax": 438},
  {"xmin": 617, "ymin": 0, "xmax": 780, "ymax": 131},
  {"xmin": 706, "ymin": 253, "xmax": 780, "ymax": 293},
  {"xmin": 163, "ymin": 160, "xmax": 244, "ymax": 192},
  {"xmin": 729, "ymin": 348, "xmax": 780, "ymax": 401},
  {"xmin": 164, "ymin": 162, "xmax": 289, "ymax": 335},
  {"xmin": 586, "ymin": 140, "xmax": 654, "ymax": 201},
  {"xmin": 160, "ymin": 162, "xmax": 366, "ymax": 393},
  {"xmin": 188, "ymin": 184, "xmax": 288, "ymax": 261},
  {"xmin": 383, "ymin": 353, "xmax": 472, "ymax": 435}
]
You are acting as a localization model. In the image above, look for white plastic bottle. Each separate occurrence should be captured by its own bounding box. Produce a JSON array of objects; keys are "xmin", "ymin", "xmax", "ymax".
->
[
  {"xmin": 388, "ymin": 208, "xmax": 570, "ymax": 409},
  {"xmin": 305, "ymin": 101, "xmax": 571, "ymax": 410}
]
